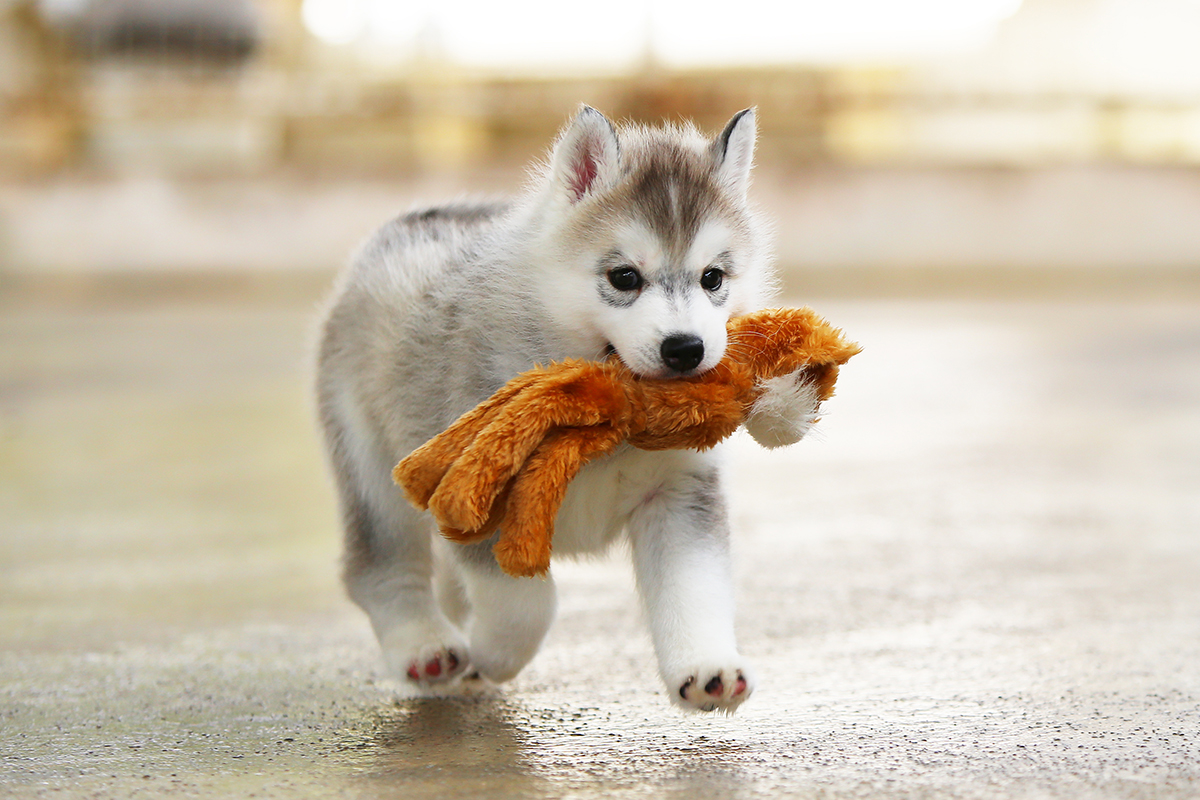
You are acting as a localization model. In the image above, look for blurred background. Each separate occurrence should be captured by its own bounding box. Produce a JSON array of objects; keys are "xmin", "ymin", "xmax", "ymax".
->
[
  {"xmin": 4, "ymin": 0, "xmax": 1200, "ymax": 293},
  {"xmin": 3, "ymin": 6, "xmax": 1200, "ymax": 795}
]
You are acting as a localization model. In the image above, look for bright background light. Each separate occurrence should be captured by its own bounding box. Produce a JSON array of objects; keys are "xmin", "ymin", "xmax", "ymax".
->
[
  {"xmin": 300, "ymin": 0, "xmax": 368, "ymax": 47},
  {"xmin": 299, "ymin": 0, "xmax": 1024, "ymax": 68},
  {"xmin": 651, "ymin": 0, "xmax": 1025, "ymax": 66}
]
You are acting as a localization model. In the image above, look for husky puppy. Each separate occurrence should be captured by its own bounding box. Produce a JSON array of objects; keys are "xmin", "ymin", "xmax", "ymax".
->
[{"xmin": 318, "ymin": 107, "xmax": 813, "ymax": 713}]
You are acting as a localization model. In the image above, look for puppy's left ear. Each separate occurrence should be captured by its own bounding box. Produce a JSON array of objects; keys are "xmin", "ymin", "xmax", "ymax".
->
[{"xmin": 712, "ymin": 108, "xmax": 756, "ymax": 197}]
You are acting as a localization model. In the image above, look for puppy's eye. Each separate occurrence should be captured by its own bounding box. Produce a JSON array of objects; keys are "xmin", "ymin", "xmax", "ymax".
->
[
  {"xmin": 701, "ymin": 267, "xmax": 724, "ymax": 291},
  {"xmin": 607, "ymin": 266, "xmax": 643, "ymax": 292}
]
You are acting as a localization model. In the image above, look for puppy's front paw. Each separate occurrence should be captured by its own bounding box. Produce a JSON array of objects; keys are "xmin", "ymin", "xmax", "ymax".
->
[{"xmin": 670, "ymin": 664, "xmax": 754, "ymax": 714}]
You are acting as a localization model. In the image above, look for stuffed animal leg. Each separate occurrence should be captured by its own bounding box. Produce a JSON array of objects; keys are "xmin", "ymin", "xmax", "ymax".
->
[{"xmin": 396, "ymin": 360, "xmax": 633, "ymax": 537}]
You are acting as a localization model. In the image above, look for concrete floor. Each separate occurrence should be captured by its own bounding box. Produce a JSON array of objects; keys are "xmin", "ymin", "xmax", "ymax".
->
[{"xmin": 1, "ymin": 290, "xmax": 1198, "ymax": 798}]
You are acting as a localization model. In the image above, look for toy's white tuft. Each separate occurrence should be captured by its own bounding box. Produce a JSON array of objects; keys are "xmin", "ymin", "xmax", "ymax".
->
[{"xmin": 744, "ymin": 370, "xmax": 822, "ymax": 449}]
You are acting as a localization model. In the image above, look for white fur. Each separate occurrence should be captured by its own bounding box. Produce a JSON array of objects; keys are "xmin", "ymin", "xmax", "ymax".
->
[{"xmin": 745, "ymin": 370, "xmax": 823, "ymax": 448}]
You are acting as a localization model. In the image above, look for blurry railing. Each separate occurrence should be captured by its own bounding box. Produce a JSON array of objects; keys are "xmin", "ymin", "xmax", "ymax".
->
[{"xmin": 6, "ymin": 0, "xmax": 1200, "ymax": 177}]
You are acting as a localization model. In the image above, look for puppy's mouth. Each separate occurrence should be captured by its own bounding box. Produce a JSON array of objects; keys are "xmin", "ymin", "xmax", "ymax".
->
[{"xmin": 603, "ymin": 342, "xmax": 710, "ymax": 379}]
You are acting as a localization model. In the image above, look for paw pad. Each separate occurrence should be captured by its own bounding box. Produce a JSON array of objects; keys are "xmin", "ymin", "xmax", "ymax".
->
[
  {"xmin": 405, "ymin": 649, "xmax": 462, "ymax": 683},
  {"xmin": 677, "ymin": 668, "xmax": 751, "ymax": 712}
]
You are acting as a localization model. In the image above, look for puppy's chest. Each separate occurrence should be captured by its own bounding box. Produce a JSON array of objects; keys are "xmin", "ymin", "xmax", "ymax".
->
[{"xmin": 549, "ymin": 446, "xmax": 709, "ymax": 556}]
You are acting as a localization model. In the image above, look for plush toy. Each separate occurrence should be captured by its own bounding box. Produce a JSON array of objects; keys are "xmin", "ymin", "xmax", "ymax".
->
[{"xmin": 393, "ymin": 307, "xmax": 860, "ymax": 577}]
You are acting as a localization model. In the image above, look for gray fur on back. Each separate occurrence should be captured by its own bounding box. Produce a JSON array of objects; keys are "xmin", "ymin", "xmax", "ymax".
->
[{"xmin": 318, "ymin": 200, "xmax": 552, "ymax": 459}]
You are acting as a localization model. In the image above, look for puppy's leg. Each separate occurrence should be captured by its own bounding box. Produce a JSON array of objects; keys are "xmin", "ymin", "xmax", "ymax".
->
[
  {"xmin": 325, "ymin": 400, "xmax": 470, "ymax": 687},
  {"xmin": 453, "ymin": 539, "xmax": 557, "ymax": 684},
  {"xmin": 432, "ymin": 538, "xmax": 471, "ymax": 629},
  {"xmin": 628, "ymin": 457, "xmax": 754, "ymax": 713},
  {"xmin": 341, "ymin": 488, "xmax": 472, "ymax": 686}
]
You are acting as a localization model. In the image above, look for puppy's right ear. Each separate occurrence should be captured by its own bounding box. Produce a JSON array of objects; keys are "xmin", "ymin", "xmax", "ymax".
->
[{"xmin": 550, "ymin": 106, "xmax": 619, "ymax": 204}]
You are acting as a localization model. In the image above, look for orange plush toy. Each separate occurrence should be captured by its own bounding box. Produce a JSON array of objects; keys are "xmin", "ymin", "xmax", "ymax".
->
[{"xmin": 393, "ymin": 307, "xmax": 860, "ymax": 578}]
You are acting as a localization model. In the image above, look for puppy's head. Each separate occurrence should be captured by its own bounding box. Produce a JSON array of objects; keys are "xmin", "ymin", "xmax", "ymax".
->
[{"xmin": 534, "ymin": 106, "xmax": 773, "ymax": 377}]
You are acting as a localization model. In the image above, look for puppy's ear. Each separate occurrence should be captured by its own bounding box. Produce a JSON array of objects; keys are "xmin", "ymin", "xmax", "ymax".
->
[
  {"xmin": 712, "ymin": 108, "xmax": 756, "ymax": 197},
  {"xmin": 550, "ymin": 105, "xmax": 620, "ymax": 204}
]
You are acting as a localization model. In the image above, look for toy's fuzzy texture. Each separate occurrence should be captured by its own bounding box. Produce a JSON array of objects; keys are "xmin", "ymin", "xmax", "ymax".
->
[{"xmin": 394, "ymin": 307, "xmax": 861, "ymax": 577}]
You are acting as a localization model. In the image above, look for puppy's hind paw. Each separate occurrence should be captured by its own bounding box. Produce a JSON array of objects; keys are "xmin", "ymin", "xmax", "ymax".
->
[{"xmin": 671, "ymin": 664, "xmax": 754, "ymax": 714}]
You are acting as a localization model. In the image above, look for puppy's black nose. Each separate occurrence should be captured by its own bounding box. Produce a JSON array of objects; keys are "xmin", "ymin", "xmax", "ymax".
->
[{"xmin": 660, "ymin": 334, "xmax": 705, "ymax": 373}]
